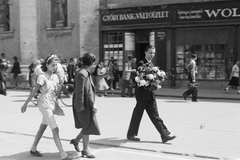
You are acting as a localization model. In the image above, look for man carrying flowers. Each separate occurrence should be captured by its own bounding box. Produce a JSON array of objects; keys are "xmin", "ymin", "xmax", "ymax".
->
[{"xmin": 126, "ymin": 45, "xmax": 176, "ymax": 143}]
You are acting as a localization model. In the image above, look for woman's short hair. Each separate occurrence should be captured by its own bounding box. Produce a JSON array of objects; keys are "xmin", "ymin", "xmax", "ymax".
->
[{"xmin": 82, "ymin": 52, "xmax": 96, "ymax": 67}]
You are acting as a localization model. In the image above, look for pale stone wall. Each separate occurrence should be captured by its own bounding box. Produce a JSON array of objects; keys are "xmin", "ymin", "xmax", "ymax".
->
[
  {"xmin": 37, "ymin": 0, "xmax": 80, "ymax": 62},
  {"xmin": 79, "ymin": 0, "xmax": 100, "ymax": 61},
  {"xmin": 19, "ymin": 0, "xmax": 37, "ymax": 64},
  {"xmin": 0, "ymin": 0, "xmax": 20, "ymax": 64}
]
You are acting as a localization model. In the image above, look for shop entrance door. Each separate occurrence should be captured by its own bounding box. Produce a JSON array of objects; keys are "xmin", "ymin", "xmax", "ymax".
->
[
  {"xmin": 136, "ymin": 31, "xmax": 150, "ymax": 63},
  {"xmin": 136, "ymin": 43, "xmax": 149, "ymax": 62}
]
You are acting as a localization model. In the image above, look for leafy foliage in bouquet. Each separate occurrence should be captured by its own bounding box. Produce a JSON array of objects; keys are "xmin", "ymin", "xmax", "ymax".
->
[{"xmin": 134, "ymin": 63, "xmax": 166, "ymax": 91}]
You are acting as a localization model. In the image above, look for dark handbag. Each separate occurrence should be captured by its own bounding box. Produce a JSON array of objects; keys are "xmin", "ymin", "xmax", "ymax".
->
[
  {"xmin": 188, "ymin": 82, "xmax": 200, "ymax": 91},
  {"xmin": 0, "ymin": 81, "xmax": 6, "ymax": 96}
]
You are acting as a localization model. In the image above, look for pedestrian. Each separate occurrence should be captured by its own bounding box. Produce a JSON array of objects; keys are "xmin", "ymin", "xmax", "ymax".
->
[
  {"xmin": 28, "ymin": 61, "xmax": 35, "ymax": 91},
  {"xmin": 128, "ymin": 57, "xmax": 137, "ymax": 96},
  {"xmin": 76, "ymin": 57, "xmax": 83, "ymax": 69},
  {"xmin": 112, "ymin": 58, "xmax": 119, "ymax": 90},
  {"xmin": 0, "ymin": 53, "xmax": 10, "ymax": 81},
  {"xmin": 67, "ymin": 57, "xmax": 76, "ymax": 84},
  {"xmin": 70, "ymin": 52, "xmax": 100, "ymax": 158},
  {"xmin": 126, "ymin": 45, "xmax": 176, "ymax": 143},
  {"xmin": 105, "ymin": 60, "xmax": 114, "ymax": 90},
  {"xmin": 224, "ymin": 59, "xmax": 240, "ymax": 94},
  {"xmin": 21, "ymin": 54, "xmax": 76, "ymax": 160},
  {"xmin": 121, "ymin": 55, "xmax": 135, "ymax": 97},
  {"xmin": 93, "ymin": 61, "xmax": 109, "ymax": 97},
  {"xmin": 0, "ymin": 59, "xmax": 7, "ymax": 95},
  {"xmin": 11, "ymin": 56, "xmax": 21, "ymax": 89},
  {"xmin": 182, "ymin": 54, "xmax": 199, "ymax": 102}
]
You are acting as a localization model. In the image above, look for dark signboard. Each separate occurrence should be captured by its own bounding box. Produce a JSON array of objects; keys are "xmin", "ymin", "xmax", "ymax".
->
[
  {"xmin": 101, "ymin": 8, "xmax": 171, "ymax": 26},
  {"xmin": 175, "ymin": 3, "xmax": 240, "ymax": 22},
  {"xmin": 156, "ymin": 31, "xmax": 166, "ymax": 41}
]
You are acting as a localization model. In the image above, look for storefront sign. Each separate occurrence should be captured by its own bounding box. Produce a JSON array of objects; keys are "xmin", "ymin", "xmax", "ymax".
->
[
  {"xmin": 101, "ymin": 8, "xmax": 170, "ymax": 26},
  {"xmin": 175, "ymin": 3, "xmax": 240, "ymax": 22},
  {"xmin": 156, "ymin": 31, "xmax": 166, "ymax": 41}
]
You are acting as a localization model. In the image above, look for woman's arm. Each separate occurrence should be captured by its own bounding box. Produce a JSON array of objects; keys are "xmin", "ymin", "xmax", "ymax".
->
[{"xmin": 21, "ymin": 84, "xmax": 41, "ymax": 113}]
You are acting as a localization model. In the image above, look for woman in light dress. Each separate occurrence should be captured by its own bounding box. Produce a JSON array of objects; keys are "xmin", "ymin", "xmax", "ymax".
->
[
  {"xmin": 93, "ymin": 61, "xmax": 109, "ymax": 97},
  {"xmin": 21, "ymin": 54, "xmax": 76, "ymax": 160}
]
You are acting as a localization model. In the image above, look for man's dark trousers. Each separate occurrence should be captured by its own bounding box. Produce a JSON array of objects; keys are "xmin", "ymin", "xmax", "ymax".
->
[
  {"xmin": 183, "ymin": 73, "xmax": 198, "ymax": 101},
  {"xmin": 127, "ymin": 98, "xmax": 168, "ymax": 137}
]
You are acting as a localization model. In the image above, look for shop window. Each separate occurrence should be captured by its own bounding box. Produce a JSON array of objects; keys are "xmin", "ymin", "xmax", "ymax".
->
[
  {"xmin": 103, "ymin": 32, "xmax": 124, "ymax": 70},
  {"xmin": 137, "ymin": 32, "xmax": 149, "ymax": 43},
  {"xmin": 51, "ymin": 0, "xmax": 68, "ymax": 28},
  {"xmin": 0, "ymin": 0, "xmax": 9, "ymax": 32},
  {"xmin": 176, "ymin": 44, "xmax": 234, "ymax": 80}
]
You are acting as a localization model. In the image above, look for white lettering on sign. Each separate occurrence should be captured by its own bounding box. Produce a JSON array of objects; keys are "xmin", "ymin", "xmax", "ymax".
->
[
  {"xmin": 102, "ymin": 11, "xmax": 169, "ymax": 22},
  {"xmin": 178, "ymin": 9, "xmax": 203, "ymax": 20},
  {"xmin": 205, "ymin": 8, "xmax": 240, "ymax": 18},
  {"xmin": 177, "ymin": 7, "xmax": 240, "ymax": 21}
]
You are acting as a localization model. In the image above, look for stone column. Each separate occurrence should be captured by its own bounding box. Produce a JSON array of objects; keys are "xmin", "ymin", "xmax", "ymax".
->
[
  {"xmin": 19, "ymin": 0, "xmax": 38, "ymax": 64},
  {"xmin": 78, "ymin": 0, "xmax": 100, "ymax": 59}
]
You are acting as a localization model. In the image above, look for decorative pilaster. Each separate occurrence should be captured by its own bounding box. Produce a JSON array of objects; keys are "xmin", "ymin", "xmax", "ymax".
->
[{"xmin": 19, "ymin": 0, "xmax": 38, "ymax": 64}]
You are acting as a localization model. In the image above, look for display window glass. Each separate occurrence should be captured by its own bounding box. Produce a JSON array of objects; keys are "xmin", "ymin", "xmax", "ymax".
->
[
  {"xmin": 176, "ymin": 44, "xmax": 234, "ymax": 80},
  {"xmin": 103, "ymin": 32, "xmax": 124, "ymax": 70}
]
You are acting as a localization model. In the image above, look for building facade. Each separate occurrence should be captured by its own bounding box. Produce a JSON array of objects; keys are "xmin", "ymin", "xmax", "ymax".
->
[
  {"xmin": 0, "ymin": 0, "xmax": 100, "ymax": 66},
  {"xmin": 99, "ymin": 0, "xmax": 239, "ymax": 89}
]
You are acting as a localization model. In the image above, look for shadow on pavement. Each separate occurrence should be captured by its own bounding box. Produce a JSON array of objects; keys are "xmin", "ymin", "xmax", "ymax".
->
[
  {"xmin": 164, "ymin": 100, "xmax": 188, "ymax": 103},
  {"xmin": 0, "ymin": 151, "xmax": 80, "ymax": 160},
  {"xmin": 90, "ymin": 137, "xmax": 128, "ymax": 148},
  {"xmin": 10, "ymin": 95, "xmax": 29, "ymax": 97}
]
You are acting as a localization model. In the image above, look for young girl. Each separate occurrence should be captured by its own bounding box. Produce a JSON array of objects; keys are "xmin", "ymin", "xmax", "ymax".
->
[{"xmin": 21, "ymin": 55, "xmax": 76, "ymax": 160}]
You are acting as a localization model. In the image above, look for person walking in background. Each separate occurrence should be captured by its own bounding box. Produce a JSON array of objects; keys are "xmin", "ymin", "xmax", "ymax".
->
[
  {"xmin": 182, "ymin": 54, "xmax": 199, "ymax": 102},
  {"xmin": 128, "ymin": 57, "xmax": 137, "ymax": 96},
  {"xmin": 127, "ymin": 45, "xmax": 176, "ymax": 143},
  {"xmin": 67, "ymin": 57, "xmax": 76, "ymax": 84},
  {"xmin": 121, "ymin": 56, "xmax": 135, "ymax": 97},
  {"xmin": 21, "ymin": 54, "xmax": 76, "ymax": 160},
  {"xmin": 28, "ymin": 60, "xmax": 36, "ymax": 92},
  {"xmin": 105, "ymin": 59, "xmax": 114, "ymax": 90},
  {"xmin": 11, "ymin": 56, "xmax": 21, "ymax": 89},
  {"xmin": 70, "ymin": 52, "xmax": 100, "ymax": 158},
  {"xmin": 112, "ymin": 58, "xmax": 119, "ymax": 90},
  {"xmin": 225, "ymin": 59, "xmax": 240, "ymax": 94},
  {"xmin": 0, "ymin": 53, "xmax": 10, "ymax": 81},
  {"xmin": 76, "ymin": 57, "xmax": 83, "ymax": 69},
  {"xmin": 0, "ymin": 59, "xmax": 7, "ymax": 95},
  {"xmin": 93, "ymin": 61, "xmax": 109, "ymax": 97}
]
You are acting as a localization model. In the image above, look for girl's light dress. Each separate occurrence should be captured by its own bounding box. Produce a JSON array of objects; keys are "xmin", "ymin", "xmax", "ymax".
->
[
  {"xmin": 37, "ymin": 73, "xmax": 62, "ymax": 129},
  {"xmin": 96, "ymin": 68, "xmax": 109, "ymax": 91}
]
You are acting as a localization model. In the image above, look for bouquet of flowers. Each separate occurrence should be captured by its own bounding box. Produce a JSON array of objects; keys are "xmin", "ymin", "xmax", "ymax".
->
[{"xmin": 134, "ymin": 63, "xmax": 166, "ymax": 91}]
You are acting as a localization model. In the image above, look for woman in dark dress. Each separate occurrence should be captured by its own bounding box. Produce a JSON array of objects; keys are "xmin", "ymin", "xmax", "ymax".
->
[{"xmin": 70, "ymin": 52, "xmax": 100, "ymax": 158}]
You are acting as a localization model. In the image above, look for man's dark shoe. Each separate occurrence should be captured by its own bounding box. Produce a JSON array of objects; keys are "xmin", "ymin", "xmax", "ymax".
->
[
  {"xmin": 182, "ymin": 93, "xmax": 187, "ymax": 100},
  {"xmin": 161, "ymin": 135, "xmax": 176, "ymax": 143},
  {"xmin": 127, "ymin": 136, "xmax": 140, "ymax": 141},
  {"xmin": 192, "ymin": 100, "xmax": 199, "ymax": 102},
  {"xmin": 30, "ymin": 150, "xmax": 42, "ymax": 157}
]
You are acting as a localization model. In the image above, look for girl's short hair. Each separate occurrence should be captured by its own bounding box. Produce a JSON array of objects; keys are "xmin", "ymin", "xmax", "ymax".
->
[
  {"xmin": 82, "ymin": 52, "xmax": 96, "ymax": 67},
  {"xmin": 41, "ymin": 54, "xmax": 59, "ymax": 72}
]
